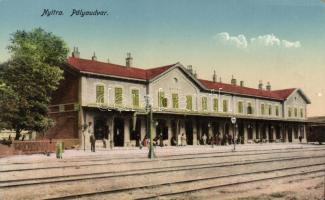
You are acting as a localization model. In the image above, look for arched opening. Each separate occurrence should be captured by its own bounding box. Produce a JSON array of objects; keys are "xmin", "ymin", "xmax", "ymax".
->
[
  {"xmin": 156, "ymin": 119, "xmax": 168, "ymax": 140},
  {"xmin": 238, "ymin": 123, "xmax": 244, "ymax": 144},
  {"xmin": 114, "ymin": 118, "xmax": 124, "ymax": 146},
  {"xmin": 247, "ymin": 124, "xmax": 253, "ymax": 140},
  {"xmin": 94, "ymin": 118, "xmax": 108, "ymax": 140},
  {"xmin": 129, "ymin": 118, "xmax": 141, "ymax": 146},
  {"xmin": 288, "ymin": 127, "xmax": 293, "ymax": 142},
  {"xmin": 185, "ymin": 120, "xmax": 193, "ymax": 145},
  {"xmin": 268, "ymin": 125, "xmax": 274, "ymax": 142}
]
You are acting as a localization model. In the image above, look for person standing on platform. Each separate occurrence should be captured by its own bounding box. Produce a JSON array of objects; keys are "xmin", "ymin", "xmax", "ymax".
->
[
  {"xmin": 90, "ymin": 134, "xmax": 96, "ymax": 152},
  {"xmin": 159, "ymin": 132, "xmax": 164, "ymax": 147},
  {"xmin": 177, "ymin": 133, "xmax": 182, "ymax": 146},
  {"xmin": 202, "ymin": 133, "xmax": 207, "ymax": 145}
]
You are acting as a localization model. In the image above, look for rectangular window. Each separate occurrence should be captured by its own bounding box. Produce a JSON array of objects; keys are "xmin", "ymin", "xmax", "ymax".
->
[
  {"xmin": 238, "ymin": 101, "xmax": 243, "ymax": 113},
  {"xmin": 158, "ymin": 91, "xmax": 165, "ymax": 107},
  {"xmin": 269, "ymin": 105, "xmax": 272, "ymax": 115},
  {"xmin": 288, "ymin": 107, "xmax": 292, "ymax": 117},
  {"xmin": 300, "ymin": 108, "xmax": 304, "ymax": 118},
  {"xmin": 275, "ymin": 106, "xmax": 279, "ymax": 116},
  {"xmin": 115, "ymin": 87, "xmax": 123, "ymax": 105},
  {"xmin": 247, "ymin": 103, "xmax": 253, "ymax": 114},
  {"xmin": 131, "ymin": 89, "xmax": 139, "ymax": 107},
  {"xmin": 186, "ymin": 95, "xmax": 192, "ymax": 110},
  {"xmin": 294, "ymin": 108, "xmax": 298, "ymax": 117},
  {"xmin": 261, "ymin": 104, "xmax": 265, "ymax": 115},
  {"xmin": 202, "ymin": 97, "xmax": 207, "ymax": 111},
  {"xmin": 172, "ymin": 93, "xmax": 178, "ymax": 109},
  {"xmin": 213, "ymin": 98, "xmax": 218, "ymax": 112},
  {"xmin": 96, "ymin": 85, "xmax": 104, "ymax": 103},
  {"xmin": 223, "ymin": 99, "xmax": 228, "ymax": 112}
]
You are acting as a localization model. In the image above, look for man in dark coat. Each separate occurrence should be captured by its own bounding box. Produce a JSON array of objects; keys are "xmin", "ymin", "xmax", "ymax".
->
[{"xmin": 90, "ymin": 134, "xmax": 96, "ymax": 152}]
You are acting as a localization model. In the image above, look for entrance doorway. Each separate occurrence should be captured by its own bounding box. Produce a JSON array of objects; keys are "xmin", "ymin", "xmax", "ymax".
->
[
  {"xmin": 94, "ymin": 118, "xmax": 108, "ymax": 140},
  {"xmin": 268, "ymin": 126, "xmax": 273, "ymax": 142},
  {"xmin": 114, "ymin": 118, "xmax": 124, "ymax": 146},
  {"xmin": 288, "ymin": 127, "xmax": 293, "ymax": 142},
  {"xmin": 185, "ymin": 120, "xmax": 193, "ymax": 145}
]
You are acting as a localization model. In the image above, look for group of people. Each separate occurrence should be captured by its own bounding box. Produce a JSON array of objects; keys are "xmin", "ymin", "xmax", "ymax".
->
[{"xmin": 199, "ymin": 133, "xmax": 244, "ymax": 146}]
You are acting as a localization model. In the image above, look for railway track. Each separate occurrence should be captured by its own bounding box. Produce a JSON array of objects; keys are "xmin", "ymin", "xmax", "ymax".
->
[
  {"xmin": 1, "ymin": 147, "xmax": 325, "ymax": 173},
  {"xmin": 42, "ymin": 162, "xmax": 325, "ymax": 200},
  {"xmin": 2, "ymin": 145, "xmax": 323, "ymax": 166},
  {"xmin": 1, "ymin": 153, "xmax": 324, "ymax": 188}
]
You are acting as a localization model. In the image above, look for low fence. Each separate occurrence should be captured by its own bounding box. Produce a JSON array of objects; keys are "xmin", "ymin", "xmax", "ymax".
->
[{"xmin": 0, "ymin": 139, "xmax": 80, "ymax": 156}]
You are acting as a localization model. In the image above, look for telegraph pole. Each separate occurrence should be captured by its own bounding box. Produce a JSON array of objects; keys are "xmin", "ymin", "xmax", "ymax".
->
[{"xmin": 231, "ymin": 117, "xmax": 237, "ymax": 151}]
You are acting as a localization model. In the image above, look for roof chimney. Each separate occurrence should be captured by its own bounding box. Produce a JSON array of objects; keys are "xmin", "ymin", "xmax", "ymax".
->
[
  {"xmin": 231, "ymin": 75, "xmax": 237, "ymax": 85},
  {"xmin": 266, "ymin": 82, "xmax": 271, "ymax": 91},
  {"xmin": 187, "ymin": 65, "xmax": 193, "ymax": 74},
  {"xmin": 258, "ymin": 80, "xmax": 263, "ymax": 90},
  {"xmin": 72, "ymin": 47, "xmax": 80, "ymax": 58},
  {"xmin": 193, "ymin": 70, "xmax": 197, "ymax": 78},
  {"xmin": 240, "ymin": 80, "xmax": 244, "ymax": 87},
  {"xmin": 126, "ymin": 52, "xmax": 133, "ymax": 67},
  {"xmin": 107, "ymin": 57, "xmax": 110, "ymax": 63},
  {"xmin": 219, "ymin": 77, "xmax": 222, "ymax": 83},
  {"xmin": 213, "ymin": 70, "xmax": 217, "ymax": 83},
  {"xmin": 91, "ymin": 52, "xmax": 97, "ymax": 61}
]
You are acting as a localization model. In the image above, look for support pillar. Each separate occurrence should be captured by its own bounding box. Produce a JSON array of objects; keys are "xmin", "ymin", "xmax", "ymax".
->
[
  {"xmin": 192, "ymin": 120, "xmax": 198, "ymax": 145},
  {"xmin": 265, "ymin": 124, "xmax": 269, "ymax": 142},
  {"xmin": 124, "ymin": 118, "xmax": 130, "ymax": 147},
  {"xmin": 243, "ymin": 123, "xmax": 248, "ymax": 144},
  {"xmin": 272, "ymin": 125, "xmax": 276, "ymax": 142},
  {"xmin": 252, "ymin": 123, "xmax": 257, "ymax": 140},
  {"xmin": 285, "ymin": 125, "xmax": 289, "ymax": 142},
  {"xmin": 167, "ymin": 119, "xmax": 172, "ymax": 146}
]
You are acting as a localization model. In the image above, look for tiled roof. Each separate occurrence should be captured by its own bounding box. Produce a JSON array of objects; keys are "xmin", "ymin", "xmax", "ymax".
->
[
  {"xmin": 67, "ymin": 57, "xmax": 296, "ymax": 100},
  {"xmin": 67, "ymin": 57, "xmax": 175, "ymax": 80},
  {"xmin": 199, "ymin": 79, "xmax": 295, "ymax": 100}
]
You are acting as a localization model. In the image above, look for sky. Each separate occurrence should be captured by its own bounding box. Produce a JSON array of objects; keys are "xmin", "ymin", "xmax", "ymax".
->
[{"xmin": 0, "ymin": 0, "xmax": 324, "ymax": 116}]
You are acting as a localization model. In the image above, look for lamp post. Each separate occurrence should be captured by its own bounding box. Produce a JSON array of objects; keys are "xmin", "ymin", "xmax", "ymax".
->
[
  {"xmin": 231, "ymin": 117, "xmax": 236, "ymax": 151},
  {"xmin": 145, "ymin": 95, "xmax": 156, "ymax": 159}
]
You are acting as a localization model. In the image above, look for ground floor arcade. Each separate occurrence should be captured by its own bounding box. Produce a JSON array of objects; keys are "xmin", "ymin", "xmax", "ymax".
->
[{"xmin": 81, "ymin": 108, "xmax": 307, "ymax": 149}]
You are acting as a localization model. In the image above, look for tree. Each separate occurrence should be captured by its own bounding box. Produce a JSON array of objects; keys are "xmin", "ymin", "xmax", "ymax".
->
[{"xmin": 1, "ymin": 28, "xmax": 69, "ymax": 140}]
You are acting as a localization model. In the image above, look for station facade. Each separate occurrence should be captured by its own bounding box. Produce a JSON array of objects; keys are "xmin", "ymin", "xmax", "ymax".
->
[{"xmin": 47, "ymin": 49, "xmax": 311, "ymax": 148}]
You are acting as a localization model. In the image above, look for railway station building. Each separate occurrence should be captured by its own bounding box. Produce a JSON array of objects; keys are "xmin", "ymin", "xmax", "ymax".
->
[{"xmin": 47, "ymin": 48, "xmax": 311, "ymax": 148}]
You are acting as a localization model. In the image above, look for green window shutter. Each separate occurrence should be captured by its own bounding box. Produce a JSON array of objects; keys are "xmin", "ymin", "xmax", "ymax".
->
[
  {"xmin": 213, "ymin": 98, "xmax": 218, "ymax": 112},
  {"xmin": 158, "ymin": 91, "xmax": 165, "ymax": 107},
  {"xmin": 288, "ymin": 107, "xmax": 292, "ymax": 117},
  {"xmin": 247, "ymin": 103, "xmax": 253, "ymax": 114},
  {"xmin": 276, "ymin": 106, "xmax": 279, "ymax": 116},
  {"xmin": 115, "ymin": 87, "xmax": 123, "ymax": 105},
  {"xmin": 132, "ymin": 89, "xmax": 139, "ymax": 107},
  {"xmin": 186, "ymin": 95, "xmax": 192, "ymax": 110},
  {"xmin": 172, "ymin": 93, "xmax": 178, "ymax": 109},
  {"xmin": 269, "ymin": 105, "xmax": 272, "ymax": 115},
  {"xmin": 300, "ymin": 108, "xmax": 303, "ymax": 118},
  {"xmin": 96, "ymin": 85, "xmax": 104, "ymax": 103},
  {"xmin": 261, "ymin": 104, "xmax": 265, "ymax": 115},
  {"xmin": 238, "ymin": 102, "xmax": 243, "ymax": 113},
  {"xmin": 223, "ymin": 100, "xmax": 228, "ymax": 112},
  {"xmin": 202, "ymin": 97, "xmax": 207, "ymax": 111}
]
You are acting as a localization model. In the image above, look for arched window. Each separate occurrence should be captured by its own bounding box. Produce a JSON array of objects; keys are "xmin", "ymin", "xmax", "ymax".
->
[{"xmin": 247, "ymin": 103, "xmax": 253, "ymax": 115}]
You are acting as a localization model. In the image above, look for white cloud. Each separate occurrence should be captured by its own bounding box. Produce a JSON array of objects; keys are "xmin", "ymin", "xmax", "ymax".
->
[
  {"xmin": 215, "ymin": 32, "xmax": 301, "ymax": 49},
  {"xmin": 282, "ymin": 40, "xmax": 301, "ymax": 48},
  {"xmin": 250, "ymin": 34, "xmax": 281, "ymax": 47},
  {"xmin": 215, "ymin": 32, "xmax": 248, "ymax": 49}
]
